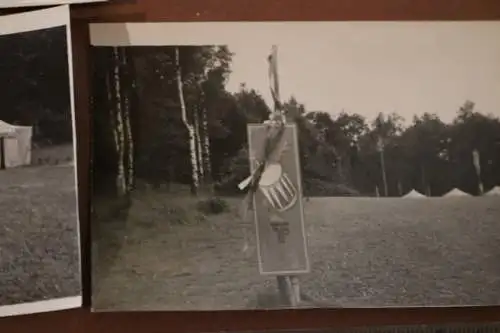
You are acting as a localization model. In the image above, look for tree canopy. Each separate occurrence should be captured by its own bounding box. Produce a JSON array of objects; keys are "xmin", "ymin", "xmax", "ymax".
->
[
  {"xmin": 91, "ymin": 45, "xmax": 500, "ymax": 198},
  {"xmin": 0, "ymin": 26, "xmax": 72, "ymax": 146}
]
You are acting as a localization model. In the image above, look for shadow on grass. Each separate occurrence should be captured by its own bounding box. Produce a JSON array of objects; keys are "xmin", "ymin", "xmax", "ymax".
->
[{"xmin": 91, "ymin": 184, "xmax": 221, "ymax": 300}]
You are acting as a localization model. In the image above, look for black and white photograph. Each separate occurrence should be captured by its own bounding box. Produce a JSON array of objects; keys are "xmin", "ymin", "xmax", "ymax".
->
[
  {"xmin": 202, "ymin": 324, "xmax": 500, "ymax": 333},
  {"xmin": 201, "ymin": 324, "xmax": 500, "ymax": 333},
  {"xmin": 0, "ymin": 0, "xmax": 107, "ymax": 9},
  {"xmin": 90, "ymin": 22, "xmax": 500, "ymax": 311},
  {"xmin": 0, "ymin": 5, "xmax": 81, "ymax": 317}
]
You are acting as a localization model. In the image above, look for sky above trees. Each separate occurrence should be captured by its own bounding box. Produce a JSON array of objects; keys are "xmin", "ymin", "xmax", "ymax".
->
[{"xmin": 224, "ymin": 21, "xmax": 500, "ymax": 124}]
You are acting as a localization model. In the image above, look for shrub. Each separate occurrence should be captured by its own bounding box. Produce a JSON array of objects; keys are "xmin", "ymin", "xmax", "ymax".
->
[
  {"xmin": 196, "ymin": 197, "xmax": 229, "ymax": 215},
  {"xmin": 125, "ymin": 188, "xmax": 207, "ymax": 227},
  {"xmin": 303, "ymin": 178, "xmax": 359, "ymax": 197}
]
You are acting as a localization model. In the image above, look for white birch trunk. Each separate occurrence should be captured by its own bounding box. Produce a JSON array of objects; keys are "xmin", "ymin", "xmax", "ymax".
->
[
  {"xmin": 105, "ymin": 70, "xmax": 119, "ymax": 159},
  {"xmin": 112, "ymin": 47, "xmax": 127, "ymax": 196},
  {"xmin": 120, "ymin": 48, "xmax": 134, "ymax": 192},
  {"xmin": 200, "ymin": 99, "xmax": 212, "ymax": 183},
  {"xmin": 193, "ymin": 102, "xmax": 204, "ymax": 183},
  {"xmin": 175, "ymin": 47, "xmax": 199, "ymax": 195}
]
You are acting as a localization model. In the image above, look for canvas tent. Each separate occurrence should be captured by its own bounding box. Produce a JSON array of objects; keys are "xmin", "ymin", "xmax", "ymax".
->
[
  {"xmin": 484, "ymin": 186, "xmax": 500, "ymax": 196},
  {"xmin": 402, "ymin": 189, "xmax": 426, "ymax": 198},
  {"xmin": 442, "ymin": 188, "xmax": 471, "ymax": 197},
  {"xmin": 0, "ymin": 120, "xmax": 32, "ymax": 169}
]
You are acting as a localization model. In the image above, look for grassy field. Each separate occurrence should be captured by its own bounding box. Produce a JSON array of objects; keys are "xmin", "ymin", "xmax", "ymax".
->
[
  {"xmin": 31, "ymin": 143, "xmax": 74, "ymax": 166},
  {"xmin": 0, "ymin": 164, "xmax": 80, "ymax": 306},
  {"xmin": 92, "ymin": 189, "xmax": 500, "ymax": 310}
]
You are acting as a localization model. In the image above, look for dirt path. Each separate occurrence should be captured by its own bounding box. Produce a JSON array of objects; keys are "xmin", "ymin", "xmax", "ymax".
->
[{"xmin": 92, "ymin": 195, "xmax": 500, "ymax": 310}]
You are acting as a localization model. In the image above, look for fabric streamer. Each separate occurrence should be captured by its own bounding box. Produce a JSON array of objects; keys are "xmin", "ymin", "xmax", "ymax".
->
[{"xmin": 239, "ymin": 44, "xmax": 286, "ymax": 251}]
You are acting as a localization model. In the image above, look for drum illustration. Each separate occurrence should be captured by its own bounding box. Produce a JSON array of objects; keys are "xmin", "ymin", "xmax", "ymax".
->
[{"xmin": 258, "ymin": 163, "xmax": 297, "ymax": 212}]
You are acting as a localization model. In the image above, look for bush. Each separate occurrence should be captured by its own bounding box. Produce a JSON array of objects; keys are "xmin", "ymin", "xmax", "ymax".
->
[
  {"xmin": 164, "ymin": 205, "xmax": 206, "ymax": 225},
  {"xmin": 125, "ymin": 187, "xmax": 207, "ymax": 227},
  {"xmin": 196, "ymin": 197, "xmax": 229, "ymax": 215},
  {"xmin": 303, "ymin": 178, "xmax": 359, "ymax": 197}
]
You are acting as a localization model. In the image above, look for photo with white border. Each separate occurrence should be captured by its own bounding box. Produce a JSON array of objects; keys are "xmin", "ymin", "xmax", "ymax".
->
[
  {"xmin": 89, "ymin": 21, "xmax": 500, "ymax": 311},
  {"xmin": 0, "ymin": 0, "xmax": 106, "ymax": 9},
  {"xmin": 0, "ymin": 5, "xmax": 81, "ymax": 317}
]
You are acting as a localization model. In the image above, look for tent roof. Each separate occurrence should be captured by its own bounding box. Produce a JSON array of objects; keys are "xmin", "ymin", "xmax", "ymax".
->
[
  {"xmin": 0, "ymin": 120, "xmax": 16, "ymax": 137},
  {"xmin": 484, "ymin": 186, "xmax": 500, "ymax": 196},
  {"xmin": 443, "ymin": 188, "xmax": 471, "ymax": 197},
  {"xmin": 0, "ymin": 120, "xmax": 32, "ymax": 136},
  {"xmin": 402, "ymin": 189, "xmax": 426, "ymax": 198}
]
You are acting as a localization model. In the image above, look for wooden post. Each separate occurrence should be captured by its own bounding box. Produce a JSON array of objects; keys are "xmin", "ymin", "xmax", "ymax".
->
[
  {"xmin": 397, "ymin": 180, "xmax": 403, "ymax": 197},
  {"xmin": 240, "ymin": 45, "xmax": 309, "ymax": 308},
  {"xmin": 379, "ymin": 147, "xmax": 388, "ymax": 197},
  {"xmin": 269, "ymin": 45, "xmax": 299, "ymax": 308},
  {"xmin": 277, "ymin": 275, "xmax": 300, "ymax": 306},
  {"xmin": 472, "ymin": 149, "xmax": 484, "ymax": 195}
]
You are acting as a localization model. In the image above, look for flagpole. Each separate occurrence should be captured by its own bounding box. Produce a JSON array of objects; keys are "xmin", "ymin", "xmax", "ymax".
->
[
  {"xmin": 267, "ymin": 45, "xmax": 302, "ymax": 307},
  {"xmin": 377, "ymin": 137, "xmax": 388, "ymax": 197},
  {"xmin": 473, "ymin": 149, "xmax": 484, "ymax": 195}
]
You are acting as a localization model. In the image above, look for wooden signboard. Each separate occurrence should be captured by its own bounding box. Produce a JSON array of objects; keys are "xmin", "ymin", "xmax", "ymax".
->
[{"xmin": 247, "ymin": 123, "xmax": 310, "ymax": 275}]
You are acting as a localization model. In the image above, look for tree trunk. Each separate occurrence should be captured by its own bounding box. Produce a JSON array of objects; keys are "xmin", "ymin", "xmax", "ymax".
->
[
  {"xmin": 421, "ymin": 163, "xmax": 427, "ymax": 195},
  {"xmin": 193, "ymin": 102, "xmax": 204, "ymax": 183},
  {"xmin": 200, "ymin": 101, "xmax": 213, "ymax": 191},
  {"xmin": 105, "ymin": 61, "xmax": 120, "ymax": 195},
  {"xmin": 397, "ymin": 180, "xmax": 403, "ymax": 196},
  {"xmin": 175, "ymin": 47, "xmax": 199, "ymax": 195},
  {"xmin": 379, "ymin": 148, "xmax": 388, "ymax": 197},
  {"xmin": 120, "ymin": 48, "xmax": 135, "ymax": 193},
  {"xmin": 112, "ymin": 47, "xmax": 127, "ymax": 196},
  {"xmin": 337, "ymin": 155, "xmax": 343, "ymax": 180}
]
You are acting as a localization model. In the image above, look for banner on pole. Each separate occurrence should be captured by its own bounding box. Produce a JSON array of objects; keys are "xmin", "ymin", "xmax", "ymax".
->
[{"xmin": 247, "ymin": 123, "xmax": 310, "ymax": 275}]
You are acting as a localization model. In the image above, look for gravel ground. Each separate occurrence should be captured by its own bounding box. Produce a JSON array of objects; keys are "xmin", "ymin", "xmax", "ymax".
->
[
  {"xmin": 0, "ymin": 165, "xmax": 81, "ymax": 306},
  {"xmin": 92, "ymin": 191, "xmax": 500, "ymax": 311}
]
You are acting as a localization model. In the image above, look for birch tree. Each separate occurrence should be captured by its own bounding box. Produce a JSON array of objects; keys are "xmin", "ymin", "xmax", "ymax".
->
[
  {"xmin": 175, "ymin": 47, "xmax": 199, "ymax": 195},
  {"xmin": 120, "ymin": 48, "xmax": 135, "ymax": 192},
  {"xmin": 112, "ymin": 46, "xmax": 127, "ymax": 196},
  {"xmin": 193, "ymin": 102, "xmax": 204, "ymax": 182},
  {"xmin": 200, "ymin": 90, "xmax": 213, "ymax": 187}
]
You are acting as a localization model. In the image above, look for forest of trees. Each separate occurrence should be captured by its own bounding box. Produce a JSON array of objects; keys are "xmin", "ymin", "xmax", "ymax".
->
[
  {"xmin": 91, "ymin": 45, "xmax": 500, "ymax": 200},
  {"xmin": 0, "ymin": 26, "xmax": 73, "ymax": 146}
]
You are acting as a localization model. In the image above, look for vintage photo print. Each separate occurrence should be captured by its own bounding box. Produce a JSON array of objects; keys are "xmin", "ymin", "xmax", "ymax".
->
[
  {"xmin": 0, "ymin": 5, "xmax": 81, "ymax": 316},
  {"xmin": 89, "ymin": 22, "xmax": 500, "ymax": 311},
  {"xmin": 212, "ymin": 324, "xmax": 500, "ymax": 333},
  {"xmin": 0, "ymin": 0, "xmax": 106, "ymax": 9},
  {"xmin": 215, "ymin": 324, "xmax": 500, "ymax": 333}
]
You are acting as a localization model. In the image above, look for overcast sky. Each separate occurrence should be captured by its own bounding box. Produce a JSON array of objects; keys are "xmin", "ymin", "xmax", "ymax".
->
[{"xmin": 224, "ymin": 22, "xmax": 500, "ymax": 124}]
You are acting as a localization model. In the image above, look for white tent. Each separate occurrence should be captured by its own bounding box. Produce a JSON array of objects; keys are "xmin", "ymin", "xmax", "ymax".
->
[
  {"xmin": 0, "ymin": 120, "xmax": 33, "ymax": 169},
  {"xmin": 402, "ymin": 189, "xmax": 426, "ymax": 198},
  {"xmin": 443, "ymin": 188, "xmax": 471, "ymax": 197},
  {"xmin": 484, "ymin": 186, "xmax": 500, "ymax": 196}
]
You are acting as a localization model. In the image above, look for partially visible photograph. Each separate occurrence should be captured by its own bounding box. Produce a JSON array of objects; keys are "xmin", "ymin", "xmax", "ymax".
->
[
  {"xmin": 0, "ymin": 0, "xmax": 106, "ymax": 8},
  {"xmin": 0, "ymin": 5, "xmax": 81, "ymax": 317},
  {"xmin": 220, "ymin": 324, "xmax": 500, "ymax": 333}
]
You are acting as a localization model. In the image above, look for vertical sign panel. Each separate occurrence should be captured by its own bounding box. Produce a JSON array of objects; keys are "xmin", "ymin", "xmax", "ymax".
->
[{"xmin": 247, "ymin": 124, "xmax": 309, "ymax": 275}]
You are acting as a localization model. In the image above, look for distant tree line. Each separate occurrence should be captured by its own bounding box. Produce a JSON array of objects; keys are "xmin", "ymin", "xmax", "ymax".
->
[
  {"xmin": 0, "ymin": 26, "xmax": 73, "ymax": 146},
  {"xmin": 303, "ymin": 101, "xmax": 500, "ymax": 196},
  {"xmin": 91, "ymin": 45, "xmax": 500, "ymax": 199}
]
